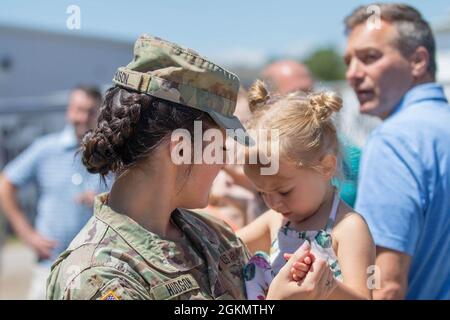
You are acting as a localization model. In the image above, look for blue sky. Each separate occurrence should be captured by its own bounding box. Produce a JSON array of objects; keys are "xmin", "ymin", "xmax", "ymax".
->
[{"xmin": 1, "ymin": 0, "xmax": 449, "ymax": 66}]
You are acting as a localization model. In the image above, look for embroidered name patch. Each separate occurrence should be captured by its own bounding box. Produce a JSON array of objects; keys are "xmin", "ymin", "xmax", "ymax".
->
[{"xmin": 151, "ymin": 274, "xmax": 199, "ymax": 300}]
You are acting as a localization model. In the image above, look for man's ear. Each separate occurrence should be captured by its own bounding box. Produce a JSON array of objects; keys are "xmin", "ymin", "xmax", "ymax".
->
[
  {"xmin": 319, "ymin": 154, "xmax": 337, "ymax": 179},
  {"xmin": 410, "ymin": 46, "xmax": 430, "ymax": 79}
]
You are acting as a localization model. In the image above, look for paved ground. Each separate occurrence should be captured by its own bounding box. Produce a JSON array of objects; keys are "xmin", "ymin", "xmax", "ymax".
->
[{"xmin": 0, "ymin": 240, "xmax": 34, "ymax": 299}]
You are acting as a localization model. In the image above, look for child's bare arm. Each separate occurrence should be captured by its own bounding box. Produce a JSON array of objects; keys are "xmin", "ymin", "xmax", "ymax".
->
[
  {"xmin": 236, "ymin": 210, "xmax": 274, "ymax": 254},
  {"xmin": 329, "ymin": 213, "xmax": 376, "ymax": 300}
]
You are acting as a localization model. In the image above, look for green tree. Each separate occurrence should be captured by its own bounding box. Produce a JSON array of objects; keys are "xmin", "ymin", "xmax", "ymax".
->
[{"xmin": 303, "ymin": 47, "xmax": 346, "ymax": 81}]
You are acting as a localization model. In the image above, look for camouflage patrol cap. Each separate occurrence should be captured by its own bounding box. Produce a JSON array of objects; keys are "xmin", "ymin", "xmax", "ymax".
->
[{"xmin": 112, "ymin": 34, "xmax": 252, "ymax": 145}]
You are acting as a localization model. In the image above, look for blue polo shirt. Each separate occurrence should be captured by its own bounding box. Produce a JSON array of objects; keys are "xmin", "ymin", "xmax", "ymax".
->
[
  {"xmin": 3, "ymin": 125, "xmax": 108, "ymax": 266},
  {"xmin": 355, "ymin": 83, "xmax": 450, "ymax": 299}
]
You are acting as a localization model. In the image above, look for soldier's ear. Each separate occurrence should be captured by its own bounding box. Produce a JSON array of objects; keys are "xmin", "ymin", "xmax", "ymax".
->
[{"xmin": 169, "ymin": 131, "xmax": 193, "ymax": 165}]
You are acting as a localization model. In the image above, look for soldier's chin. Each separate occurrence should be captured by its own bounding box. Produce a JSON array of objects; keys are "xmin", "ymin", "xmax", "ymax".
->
[{"xmin": 184, "ymin": 195, "xmax": 210, "ymax": 210}]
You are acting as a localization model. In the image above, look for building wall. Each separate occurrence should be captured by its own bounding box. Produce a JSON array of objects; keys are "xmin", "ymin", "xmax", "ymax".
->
[{"xmin": 0, "ymin": 25, "xmax": 133, "ymax": 98}]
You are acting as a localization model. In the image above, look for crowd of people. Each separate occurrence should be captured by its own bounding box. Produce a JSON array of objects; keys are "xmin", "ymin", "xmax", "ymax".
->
[{"xmin": 0, "ymin": 3, "xmax": 449, "ymax": 300}]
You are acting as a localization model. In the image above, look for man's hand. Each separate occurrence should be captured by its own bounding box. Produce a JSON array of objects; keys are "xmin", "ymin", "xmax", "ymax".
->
[
  {"xmin": 75, "ymin": 190, "xmax": 96, "ymax": 207},
  {"xmin": 0, "ymin": 175, "xmax": 57, "ymax": 259},
  {"xmin": 22, "ymin": 228, "xmax": 57, "ymax": 260}
]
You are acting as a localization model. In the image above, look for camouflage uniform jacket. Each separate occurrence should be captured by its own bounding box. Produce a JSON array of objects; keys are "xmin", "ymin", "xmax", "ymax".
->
[{"xmin": 47, "ymin": 193, "xmax": 251, "ymax": 300}]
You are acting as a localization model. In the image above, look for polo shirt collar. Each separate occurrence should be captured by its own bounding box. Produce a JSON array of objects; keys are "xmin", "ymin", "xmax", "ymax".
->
[
  {"xmin": 59, "ymin": 124, "xmax": 78, "ymax": 150},
  {"xmin": 391, "ymin": 82, "xmax": 448, "ymax": 117}
]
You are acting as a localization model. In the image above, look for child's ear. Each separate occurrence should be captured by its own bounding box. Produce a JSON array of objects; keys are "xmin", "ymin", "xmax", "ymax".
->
[{"xmin": 319, "ymin": 154, "xmax": 337, "ymax": 179}]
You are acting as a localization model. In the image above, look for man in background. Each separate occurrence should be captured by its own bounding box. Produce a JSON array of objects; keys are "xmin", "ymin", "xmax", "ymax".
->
[
  {"xmin": 0, "ymin": 85, "xmax": 107, "ymax": 299},
  {"xmin": 261, "ymin": 59, "xmax": 314, "ymax": 95},
  {"xmin": 345, "ymin": 3, "xmax": 450, "ymax": 299}
]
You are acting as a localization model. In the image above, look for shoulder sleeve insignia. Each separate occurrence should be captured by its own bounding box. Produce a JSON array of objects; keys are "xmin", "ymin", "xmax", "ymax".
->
[{"xmin": 100, "ymin": 290, "xmax": 120, "ymax": 300}]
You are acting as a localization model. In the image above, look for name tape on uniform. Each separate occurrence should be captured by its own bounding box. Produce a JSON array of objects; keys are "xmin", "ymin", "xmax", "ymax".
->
[
  {"xmin": 150, "ymin": 274, "xmax": 199, "ymax": 300},
  {"xmin": 113, "ymin": 68, "xmax": 149, "ymax": 92}
]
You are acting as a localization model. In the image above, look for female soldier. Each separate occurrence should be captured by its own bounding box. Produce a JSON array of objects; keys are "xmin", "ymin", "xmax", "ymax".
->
[{"xmin": 46, "ymin": 34, "xmax": 335, "ymax": 300}]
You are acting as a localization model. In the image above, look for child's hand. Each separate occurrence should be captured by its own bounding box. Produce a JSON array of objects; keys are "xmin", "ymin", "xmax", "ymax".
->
[{"xmin": 284, "ymin": 251, "xmax": 314, "ymax": 282}]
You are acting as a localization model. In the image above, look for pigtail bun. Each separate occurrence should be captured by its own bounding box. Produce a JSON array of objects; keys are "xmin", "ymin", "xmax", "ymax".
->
[
  {"xmin": 308, "ymin": 91, "xmax": 342, "ymax": 122},
  {"xmin": 248, "ymin": 79, "xmax": 271, "ymax": 113}
]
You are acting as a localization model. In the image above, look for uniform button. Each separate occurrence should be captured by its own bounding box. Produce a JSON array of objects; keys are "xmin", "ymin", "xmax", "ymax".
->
[{"xmin": 71, "ymin": 173, "xmax": 83, "ymax": 186}]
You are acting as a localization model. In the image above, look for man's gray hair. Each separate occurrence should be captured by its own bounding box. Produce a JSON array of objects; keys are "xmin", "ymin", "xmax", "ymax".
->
[{"xmin": 344, "ymin": 3, "xmax": 436, "ymax": 76}]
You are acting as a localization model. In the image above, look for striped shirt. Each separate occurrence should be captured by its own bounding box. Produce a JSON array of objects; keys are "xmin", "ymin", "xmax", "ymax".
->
[{"xmin": 4, "ymin": 125, "xmax": 108, "ymax": 266}]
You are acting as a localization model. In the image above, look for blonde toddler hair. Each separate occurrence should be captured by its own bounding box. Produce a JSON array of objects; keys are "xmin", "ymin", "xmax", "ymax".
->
[{"xmin": 247, "ymin": 80, "xmax": 343, "ymax": 171}]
